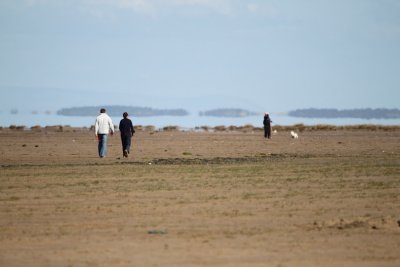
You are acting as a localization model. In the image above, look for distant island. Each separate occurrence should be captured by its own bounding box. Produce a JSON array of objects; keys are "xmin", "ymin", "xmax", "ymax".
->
[
  {"xmin": 57, "ymin": 106, "xmax": 260, "ymax": 118},
  {"xmin": 57, "ymin": 106, "xmax": 189, "ymax": 117},
  {"xmin": 199, "ymin": 108, "xmax": 258, "ymax": 117},
  {"xmin": 288, "ymin": 108, "xmax": 400, "ymax": 119},
  {"xmin": 55, "ymin": 107, "xmax": 400, "ymax": 119}
]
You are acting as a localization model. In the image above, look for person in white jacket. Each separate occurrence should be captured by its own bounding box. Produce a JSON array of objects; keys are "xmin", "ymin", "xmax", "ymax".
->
[{"xmin": 95, "ymin": 108, "xmax": 114, "ymax": 158}]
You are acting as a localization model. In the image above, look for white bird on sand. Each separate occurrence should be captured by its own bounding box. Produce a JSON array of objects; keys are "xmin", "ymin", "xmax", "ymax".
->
[{"xmin": 290, "ymin": 131, "xmax": 299, "ymax": 139}]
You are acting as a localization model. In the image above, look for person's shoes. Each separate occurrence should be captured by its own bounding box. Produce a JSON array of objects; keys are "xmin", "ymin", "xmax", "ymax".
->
[{"xmin": 123, "ymin": 150, "xmax": 128, "ymax": 158}]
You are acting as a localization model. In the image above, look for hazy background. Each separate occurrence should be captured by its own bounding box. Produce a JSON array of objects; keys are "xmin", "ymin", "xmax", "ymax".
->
[{"xmin": 1, "ymin": 0, "xmax": 400, "ymax": 126}]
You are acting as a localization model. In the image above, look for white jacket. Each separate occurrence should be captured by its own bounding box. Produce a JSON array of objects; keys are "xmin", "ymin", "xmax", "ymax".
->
[{"xmin": 95, "ymin": 113, "xmax": 114, "ymax": 135}]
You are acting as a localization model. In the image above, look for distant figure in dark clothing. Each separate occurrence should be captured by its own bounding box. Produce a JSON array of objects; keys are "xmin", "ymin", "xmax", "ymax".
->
[
  {"xmin": 119, "ymin": 112, "xmax": 135, "ymax": 158},
  {"xmin": 263, "ymin": 112, "xmax": 272, "ymax": 139}
]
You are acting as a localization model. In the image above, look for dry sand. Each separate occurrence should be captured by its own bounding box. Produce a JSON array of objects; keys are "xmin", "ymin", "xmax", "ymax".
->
[{"xmin": 0, "ymin": 127, "xmax": 399, "ymax": 266}]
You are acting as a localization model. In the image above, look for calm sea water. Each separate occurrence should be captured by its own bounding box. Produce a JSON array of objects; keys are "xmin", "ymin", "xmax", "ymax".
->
[{"xmin": 1, "ymin": 112, "xmax": 399, "ymax": 129}]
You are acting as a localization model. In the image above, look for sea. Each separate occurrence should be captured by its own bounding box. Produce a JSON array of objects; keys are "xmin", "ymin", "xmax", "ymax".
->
[{"xmin": 1, "ymin": 111, "xmax": 400, "ymax": 129}]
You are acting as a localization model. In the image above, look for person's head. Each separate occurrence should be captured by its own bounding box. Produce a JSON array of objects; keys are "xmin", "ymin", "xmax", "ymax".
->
[
  {"xmin": 123, "ymin": 112, "xmax": 128, "ymax": 118},
  {"xmin": 100, "ymin": 108, "xmax": 106, "ymax": 114},
  {"xmin": 265, "ymin": 112, "xmax": 269, "ymax": 117}
]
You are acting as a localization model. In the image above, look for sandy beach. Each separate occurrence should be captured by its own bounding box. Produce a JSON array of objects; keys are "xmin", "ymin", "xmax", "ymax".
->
[{"xmin": 1, "ymin": 126, "xmax": 399, "ymax": 266}]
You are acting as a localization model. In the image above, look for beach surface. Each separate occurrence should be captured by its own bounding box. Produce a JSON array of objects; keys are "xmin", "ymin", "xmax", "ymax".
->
[{"xmin": 1, "ymin": 127, "xmax": 399, "ymax": 266}]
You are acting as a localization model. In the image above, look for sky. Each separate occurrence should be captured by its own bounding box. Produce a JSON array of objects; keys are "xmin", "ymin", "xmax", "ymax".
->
[{"xmin": 0, "ymin": 0, "xmax": 400, "ymax": 114}]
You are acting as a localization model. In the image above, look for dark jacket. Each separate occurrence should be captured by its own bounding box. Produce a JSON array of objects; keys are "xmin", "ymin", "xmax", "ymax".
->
[
  {"xmin": 263, "ymin": 115, "xmax": 272, "ymax": 128},
  {"xmin": 119, "ymin": 118, "xmax": 135, "ymax": 136}
]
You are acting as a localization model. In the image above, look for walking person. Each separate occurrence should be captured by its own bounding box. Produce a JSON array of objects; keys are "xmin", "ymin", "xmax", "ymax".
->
[
  {"xmin": 119, "ymin": 112, "xmax": 135, "ymax": 158},
  {"xmin": 263, "ymin": 112, "xmax": 272, "ymax": 139},
  {"xmin": 95, "ymin": 108, "xmax": 114, "ymax": 158}
]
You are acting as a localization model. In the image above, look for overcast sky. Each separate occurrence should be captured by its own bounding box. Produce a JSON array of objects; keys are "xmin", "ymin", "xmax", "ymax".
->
[{"xmin": 1, "ymin": 0, "xmax": 399, "ymax": 113}]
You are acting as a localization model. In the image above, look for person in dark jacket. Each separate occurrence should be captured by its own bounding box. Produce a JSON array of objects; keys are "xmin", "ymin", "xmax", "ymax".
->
[
  {"xmin": 119, "ymin": 112, "xmax": 135, "ymax": 158},
  {"xmin": 263, "ymin": 112, "xmax": 272, "ymax": 139}
]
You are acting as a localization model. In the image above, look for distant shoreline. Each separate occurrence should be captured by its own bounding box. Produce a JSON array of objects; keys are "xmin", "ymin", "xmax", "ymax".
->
[
  {"xmin": 2, "ymin": 124, "xmax": 400, "ymax": 132},
  {"xmin": 6, "ymin": 107, "xmax": 400, "ymax": 120},
  {"xmin": 3, "ymin": 107, "xmax": 400, "ymax": 129},
  {"xmin": 56, "ymin": 106, "xmax": 400, "ymax": 119},
  {"xmin": 289, "ymin": 108, "xmax": 400, "ymax": 119}
]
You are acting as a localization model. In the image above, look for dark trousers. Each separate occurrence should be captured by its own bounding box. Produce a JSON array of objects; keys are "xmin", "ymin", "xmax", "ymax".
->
[
  {"xmin": 121, "ymin": 135, "xmax": 132, "ymax": 153},
  {"xmin": 264, "ymin": 126, "xmax": 271, "ymax": 139}
]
